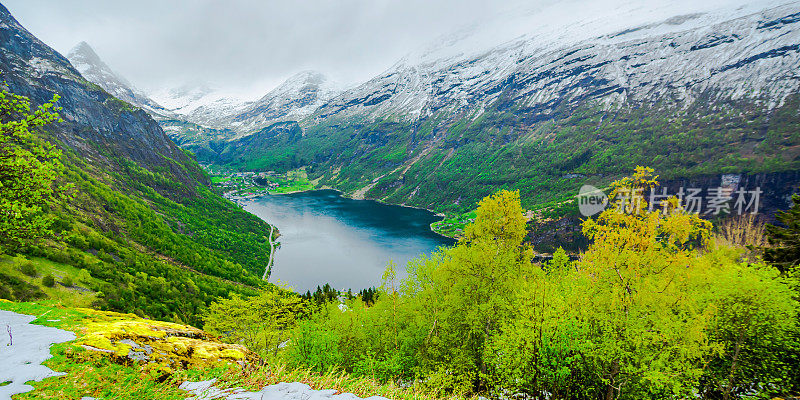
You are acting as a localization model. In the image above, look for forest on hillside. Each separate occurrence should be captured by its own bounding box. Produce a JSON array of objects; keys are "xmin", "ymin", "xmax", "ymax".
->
[{"xmin": 0, "ymin": 86, "xmax": 277, "ymax": 326}]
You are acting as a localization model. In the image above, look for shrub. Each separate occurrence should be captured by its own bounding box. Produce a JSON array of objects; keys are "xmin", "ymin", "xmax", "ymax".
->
[
  {"xmin": 19, "ymin": 261, "xmax": 37, "ymax": 277},
  {"xmin": 61, "ymin": 275, "xmax": 73, "ymax": 287},
  {"xmin": 42, "ymin": 274, "xmax": 55, "ymax": 287},
  {"xmin": 0, "ymin": 272, "xmax": 47, "ymax": 301},
  {"xmin": 715, "ymin": 214, "xmax": 768, "ymax": 248}
]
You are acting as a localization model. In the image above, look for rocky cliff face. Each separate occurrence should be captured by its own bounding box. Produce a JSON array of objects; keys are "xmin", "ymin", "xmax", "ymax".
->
[
  {"xmin": 0, "ymin": 3, "xmax": 206, "ymax": 189},
  {"xmin": 312, "ymin": 2, "xmax": 800, "ymax": 123},
  {"xmin": 66, "ymin": 41, "xmax": 169, "ymax": 116}
]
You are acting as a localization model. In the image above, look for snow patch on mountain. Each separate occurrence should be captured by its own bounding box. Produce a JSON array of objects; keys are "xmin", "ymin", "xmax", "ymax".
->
[
  {"xmin": 67, "ymin": 42, "xmax": 168, "ymax": 115},
  {"xmin": 311, "ymin": 0, "xmax": 800, "ymax": 123},
  {"xmin": 225, "ymin": 70, "xmax": 341, "ymax": 134}
]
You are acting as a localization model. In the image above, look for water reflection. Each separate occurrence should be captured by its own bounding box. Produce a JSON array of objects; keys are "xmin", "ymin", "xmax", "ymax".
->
[{"xmin": 243, "ymin": 190, "xmax": 455, "ymax": 292}]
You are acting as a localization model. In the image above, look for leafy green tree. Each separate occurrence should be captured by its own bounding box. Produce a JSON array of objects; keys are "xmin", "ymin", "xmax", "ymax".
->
[
  {"xmin": 0, "ymin": 87, "xmax": 63, "ymax": 253},
  {"xmin": 283, "ymin": 170, "xmax": 800, "ymax": 398},
  {"xmin": 204, "ymin": 287, "xmax": 306, "ymax": 357},
  {"xmin": 764, "ymin": 191, "xmax": 800, "ymax": 273},
  {"xmin": 403, "ymin": 189, "xmax": 534, "ymax": 392},
  {"xmin": 698, "ymin": 258, "xmax": 799, "ymax": 400},
  {"xmin": 577, "ymin": 167, "xmax": 716, "ymax": 398}
]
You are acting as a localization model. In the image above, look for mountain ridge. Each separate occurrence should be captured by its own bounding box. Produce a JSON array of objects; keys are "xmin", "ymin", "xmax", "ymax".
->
[
  {"xmin": 66, "ymin": 41, "xmax": 170, "ymax": 116},
  {"xmin": 192, "ymin": 0, "xmax": 800, "ymax": 215}
]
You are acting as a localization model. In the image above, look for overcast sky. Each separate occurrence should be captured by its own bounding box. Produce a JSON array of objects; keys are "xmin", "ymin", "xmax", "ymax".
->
[
  {"xmin": 3, "ymin": 0, "xmax": 772, "ymax": 100},
  {"xmin": 3, "ymin": 0, "xmax": 518, "ymax": 98}
]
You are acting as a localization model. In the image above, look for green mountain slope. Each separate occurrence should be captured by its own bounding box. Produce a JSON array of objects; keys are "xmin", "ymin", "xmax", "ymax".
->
[
  {"xmin": 0, "ymin": 3, "xmax": 276, "ymax": 325},
  {"xmin": 199, "ymin": 94, "xmax": 800, "ymax": 214},
  {"xmin": 189, "ymin": 4, "xmax": 800, "ymax": 217}
]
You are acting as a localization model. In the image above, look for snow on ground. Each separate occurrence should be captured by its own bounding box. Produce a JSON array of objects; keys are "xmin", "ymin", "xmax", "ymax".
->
[
  {"xmin": 180, "ymin": 379, "xmax": 391, "ymax": 400},
  {"xmin": 0, "ymin": 310, "xmax": 75, "ymax": 399}
]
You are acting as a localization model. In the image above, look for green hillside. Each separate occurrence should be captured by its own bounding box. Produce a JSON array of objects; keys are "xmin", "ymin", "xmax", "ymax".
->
[{"xmin": 199, "ymin": 95, "xmax": 800, "ymax": 215}]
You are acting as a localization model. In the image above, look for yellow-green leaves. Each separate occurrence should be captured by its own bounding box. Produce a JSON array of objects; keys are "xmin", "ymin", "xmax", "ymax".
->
[
  {"xmin": 0, "ymin": 88, "xmax": 64, "ymax": 252},
  {"xmin": 464, "ymin": 189, "xmax": 527, "ymax": 249},
  {"xmin": 204, "ymin": 287, "xmax": 307, "ymax": 358}
]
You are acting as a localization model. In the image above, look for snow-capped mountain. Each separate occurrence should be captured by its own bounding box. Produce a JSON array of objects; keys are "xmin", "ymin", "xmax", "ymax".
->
[
  {"xmin": 225, "ymin": 71, "xmax": 339, "ymax": 134},
  {"xmin": 66, "ymin": 43, "xmax": 243, "ymax": 146},
  {"xmin": 148, "ymin": 82, "xmax": 252, "ymax": 128},
  {"xmin": 145, "ymin": 71, "xmax": 340, "ymax": 135},
  {"xmin": 310, "ymin": 0, "xmax": 800, "ymax": 123},
  {"xmin": 2, "ymin": 19, "xmax": 195, "ymax": 182},
  {"xmin": 66, "ymin": 41, "xmax": 169, "ymax": 116},
  {"xmin": 198, "ymin": 0, "xmax": 800, "ymax": 212}
]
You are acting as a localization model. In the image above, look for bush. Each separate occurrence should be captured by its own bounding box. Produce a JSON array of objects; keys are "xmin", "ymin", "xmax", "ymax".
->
[
  {"xmin": 19, "ymin": 261, "xmax": 37, "ymax": 277},
  {"xmin": 42, "ymin": 274, "xmax": 55, "ymax": 287},
  {"xmin": 0, "ymin": 272, "xmax": 47, "ymax": 301},
  {"xmin": 61, "ymin": 276, "xmax": 73, "ymax": 287}
]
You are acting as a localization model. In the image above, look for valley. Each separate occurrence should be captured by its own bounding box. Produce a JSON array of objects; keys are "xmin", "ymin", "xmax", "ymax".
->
[
  {"xmin": 1, "ymin": 0, "xmax": 800, "ymax": 399},
  {"xmin": 129, "ymin": 1, "xmax": 800, "ymax": 239}
]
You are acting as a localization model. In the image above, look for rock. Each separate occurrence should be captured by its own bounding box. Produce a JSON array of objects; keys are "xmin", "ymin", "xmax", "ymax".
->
[
  {"xmin": 180, "ymin": 379, "xmax": 392, "ymax": 400},
  {"xmin": 0, "ymin": 310, "xmax": 75, "ymax": 399},
  {"xmin": 75, "ymin": 308, "xmax": 258, "ymax": 371}
]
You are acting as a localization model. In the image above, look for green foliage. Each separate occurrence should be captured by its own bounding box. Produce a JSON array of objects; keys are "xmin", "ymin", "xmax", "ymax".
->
[
  {"xmin": 279, "ymin": 170, "xmax": 800, "ymax": 399},
  {"xmin": 0, "ymin": 272, "xmax": 47, "ymax": 301},
  {"xmin": 204, "ymin": 287, "xmax": 307, "ymax": 358},
  {"xmin": 19, "ymin": 260, "xmax": 37, "ymax": 277},
  {"xmin": 42, "ymin": 273, "xmax": 55, "ymax": 287},
  {"xmin": 0, "ymin": 87, "xmax": 278, "ymax": 326},
  {"xmin": 200, "ymin": 95, "xmax": 800, "ymax": 215},
  {"xmin": 285, "ymin": 189, "xmax": 535, "ymax": 393},
  {"xmin": 431, "ymin": 211, "xmax": 476, "ymax": 237},
  {"xmin": 0, "ymin": 88, "xmax": 64, "ymax": 252}
]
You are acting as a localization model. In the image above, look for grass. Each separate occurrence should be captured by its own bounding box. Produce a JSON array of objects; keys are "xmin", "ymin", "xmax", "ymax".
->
[
  {"xmin": 431, "ymin": 211, "xmax": 476, "ymax": 238},
  {"xmin": 0, "ymin": 255, "xmax": 99, "ymax": 307},
  {"xmin": 270, "ymin": 181, "xmax": 315, "ymax": 194},
  {"xmin": 0, "ymin": 301, "xmax": 464, "ymax": 400},
  {"xmin": 173, "ymin": 362, "xmax": 473, "ymax": 400},
  {"xmin": 212, "ymin": 168, "xmax": 317, "ymax": 196}
]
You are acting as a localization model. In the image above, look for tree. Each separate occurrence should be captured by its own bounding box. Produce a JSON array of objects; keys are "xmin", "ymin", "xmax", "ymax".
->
[
  {"xmin": 0, "ymin": 86, "xmax": 63, "ymax": 253},
  {"xmin": 764, "ymin": 191, "xmax": 800, "ymax": 273},
  {"xmin": 204, "ymin": 287, "xmax": 307, "ymax": 358},
  {"xmin": 404, "ymin": 189, "xmax": 534, "ymax": 392},
  {"xmin": 578, "ymin": 167, "xmax": 714, "ymax": 398}
]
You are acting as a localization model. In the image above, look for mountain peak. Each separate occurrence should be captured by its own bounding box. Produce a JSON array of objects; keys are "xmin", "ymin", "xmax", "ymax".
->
[
  {"xmin": 71, "ymin": 40, "xmax": 93, "ymax": 53},
  {"xmin": 288, "ymin": 70, "xmax": 327, "ymax": 83},
  {"xmin": 67, "ymin": 41, "xmax": 106, "ymax": 70},
  {"xmin": 66, "ymin": 41, "xmax": 167, "ymax": 115}
]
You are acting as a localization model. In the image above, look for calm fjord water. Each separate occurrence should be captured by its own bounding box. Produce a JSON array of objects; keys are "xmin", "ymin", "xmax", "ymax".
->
[{"xmin": 243, "ymin": 190, "xmax": 455, "ymax": 292}]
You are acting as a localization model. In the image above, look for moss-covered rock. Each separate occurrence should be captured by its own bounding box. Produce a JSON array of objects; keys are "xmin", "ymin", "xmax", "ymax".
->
[{"xmin": 74, "ymin": 308, "xmax": 258, "ymax": 372}]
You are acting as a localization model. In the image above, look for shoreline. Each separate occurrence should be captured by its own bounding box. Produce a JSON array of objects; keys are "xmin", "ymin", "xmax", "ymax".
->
[{"xmin": 227, "ymin": 186, "xmax": 457, "ymax": 240}]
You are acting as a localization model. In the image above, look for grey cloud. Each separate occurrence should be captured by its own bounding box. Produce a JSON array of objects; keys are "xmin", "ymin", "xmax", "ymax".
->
[{"xmin": 3, "ymin": 0, "xmax": 502, "ymax": 97}]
